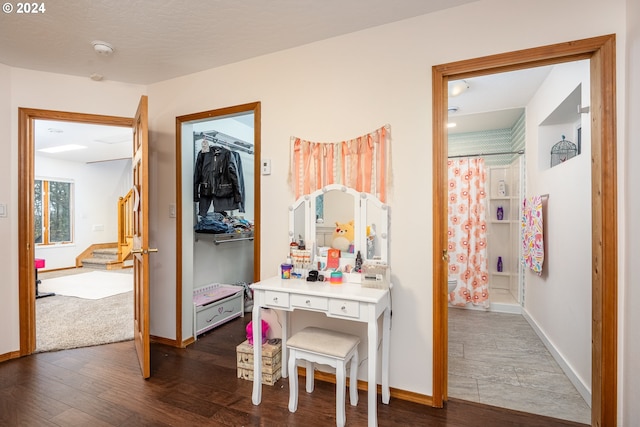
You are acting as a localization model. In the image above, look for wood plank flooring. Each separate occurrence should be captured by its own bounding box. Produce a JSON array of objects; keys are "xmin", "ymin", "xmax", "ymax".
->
[{"xmin": 0, "ymin": 314, "xmax": 589, "ymax": 426}]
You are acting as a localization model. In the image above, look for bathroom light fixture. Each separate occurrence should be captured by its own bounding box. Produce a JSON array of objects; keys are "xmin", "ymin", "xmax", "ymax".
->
[
  {"xmin": 91, "ymin": 40, "xmax": 114, "ymax": 56},
  {"xmin": 447, "ymin": 122, "xmax": 457, "ymax": 128},
  {"xmin": 449, "ymin": 80, "xmax": 469, "ymax": 97}
]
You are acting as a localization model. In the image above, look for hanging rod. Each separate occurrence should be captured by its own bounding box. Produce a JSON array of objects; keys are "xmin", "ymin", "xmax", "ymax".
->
[
  {"xmin": 448, "ymin": 150, "xmax": 525, "ymax": 159},
  {"xmin": 195, "ymin": 132, "xmax": 254, "ymax": 155}
]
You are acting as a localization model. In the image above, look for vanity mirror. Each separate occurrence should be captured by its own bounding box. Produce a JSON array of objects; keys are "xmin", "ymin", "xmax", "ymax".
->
[{"xmin": 288, "ymin": 184, "xmax": 389, "ymax": 270}]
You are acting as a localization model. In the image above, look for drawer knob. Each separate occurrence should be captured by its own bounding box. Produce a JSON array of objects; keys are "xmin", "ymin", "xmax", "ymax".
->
[
  {"xmin": 306, "ymin": 299, "xmax": 311, "ymax": 305},
  {"xmin": 273, "ymin": 297, "xmax": 278, "ymax": 303},
  {"xmin": 341, "ymin": 305, "xmax": 347, "ymax": 311}
]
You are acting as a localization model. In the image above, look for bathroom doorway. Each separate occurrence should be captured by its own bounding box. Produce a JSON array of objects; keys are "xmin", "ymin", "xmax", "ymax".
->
[{"xmin": 432, "ymin": 34, "xmax": 618, "ymax": 427}]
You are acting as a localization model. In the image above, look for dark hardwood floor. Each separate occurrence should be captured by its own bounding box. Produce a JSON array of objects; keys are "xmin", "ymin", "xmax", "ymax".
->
[{"xmin": 0, "ymin": 314, "xmax": 589, "ymax": 426}]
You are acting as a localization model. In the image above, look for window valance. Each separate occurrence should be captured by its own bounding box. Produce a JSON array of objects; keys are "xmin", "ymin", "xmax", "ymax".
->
[{"xmin": 289, "ymin": 125, "xmax": 391, "ymax": 202}]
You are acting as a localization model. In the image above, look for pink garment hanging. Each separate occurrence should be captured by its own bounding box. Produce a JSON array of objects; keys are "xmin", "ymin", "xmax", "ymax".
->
[{"xmin": 521, "ymin": 195, "xmax": 544, "ymax": 275}]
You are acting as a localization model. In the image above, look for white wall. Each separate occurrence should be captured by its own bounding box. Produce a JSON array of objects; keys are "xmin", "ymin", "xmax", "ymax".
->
[
  {"xmin": 34, "ymin": 156, "xmax": 132, "ymax": 270},
  {"xmin": 0, "ymin": 62, "xmax": 18, "ymax": 353},
  {"xmin": 523, "ymin": 61, "xmax": 592, "ymax": 397},
  {"xmin": 146, "ymin": 0, "xmax": 627, "ymax": 399},
  {"xmin": 624, "ymin": 0, "xmax": 639, "ymax": 425},
  {"xmin": 1, "ymin": 0, "xmax": 635, "ymax": 422}
]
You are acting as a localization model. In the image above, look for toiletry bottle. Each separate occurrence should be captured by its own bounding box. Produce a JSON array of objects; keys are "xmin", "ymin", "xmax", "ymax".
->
[
  {"xmin": 497, "ymin": 206, "xmax": 504, "ymax": 221},
  {"xmin": 355, "ymin": 251, "xmax": 363, "ymax": 272},
  {"xmin": 498, "ymin": 180, "xmax": 506, "ymax": 197},
  {"xmin": 497, "ymin": 256, "xmax": 503, "ymax": 272}
]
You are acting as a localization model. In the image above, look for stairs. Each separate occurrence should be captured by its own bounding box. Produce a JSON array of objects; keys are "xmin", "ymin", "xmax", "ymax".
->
[{"xmin": 81, "ymin": 247, "xmax": 123, "ymax": 270}]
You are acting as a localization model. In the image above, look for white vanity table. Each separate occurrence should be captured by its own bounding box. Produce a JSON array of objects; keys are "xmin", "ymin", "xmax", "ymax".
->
[
  {"xmin": 251, "ymin": 276, "xmax": 391, "ymax": 427},
  {"xmin": 251, "ymin": 185, "xmax": 391, "ymax": 427}
]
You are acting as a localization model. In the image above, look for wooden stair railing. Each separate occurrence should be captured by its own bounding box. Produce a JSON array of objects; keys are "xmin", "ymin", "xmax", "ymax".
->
[{"xmin": 117, "ymin": 188, "xmax": 134, "ymax": 262}]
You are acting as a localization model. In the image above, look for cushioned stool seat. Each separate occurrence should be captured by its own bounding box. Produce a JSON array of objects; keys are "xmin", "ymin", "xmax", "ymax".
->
[{"xmin": 287, "ymin": 327, "xmax": 359, "ymax": 427}]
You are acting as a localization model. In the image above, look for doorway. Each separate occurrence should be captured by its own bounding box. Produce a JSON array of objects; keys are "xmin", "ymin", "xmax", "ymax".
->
[
  {"xmin": 31, "ymin": 119, "xmax": 133, "ymax": 352},
  {"xmin": 175, "ymin": 102, "xmax": 261, "ymax": 345},
  {"xmin": 18, "ymin": 109, "xmax": 135, "ymax": 355},
  {"xmin": 432, "ymin": 34, "xmax": 617, "ymax": 427}
]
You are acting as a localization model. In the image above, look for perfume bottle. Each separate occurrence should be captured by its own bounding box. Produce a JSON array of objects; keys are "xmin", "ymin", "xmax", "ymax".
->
[
  {"xmin": 497, "ymin": 256, "xmax": 503, "ymax": 272},
  {"xmin": 497, "ymin": 206, "xmax": 504, "ymax": 221}
]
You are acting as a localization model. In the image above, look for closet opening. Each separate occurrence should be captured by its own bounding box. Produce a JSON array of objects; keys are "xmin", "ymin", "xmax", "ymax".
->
[{"xmin": 175, "ymin": 102, "xmax": 261, "ymax": 346}]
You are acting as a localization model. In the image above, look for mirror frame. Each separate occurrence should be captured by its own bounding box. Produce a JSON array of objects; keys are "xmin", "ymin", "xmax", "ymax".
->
[{"xmin": 289, "ymin": 184, "xmax": 388, "ymax": 264}]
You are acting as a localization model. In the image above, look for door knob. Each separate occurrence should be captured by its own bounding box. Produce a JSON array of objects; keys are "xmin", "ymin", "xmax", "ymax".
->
[
  {"xmin": 132, "ymin": 248, "xmax": 159, "ymax": 254},
  {"xmin": 442, "ymin": 250, "xmax": 450, "ymax": 262}
]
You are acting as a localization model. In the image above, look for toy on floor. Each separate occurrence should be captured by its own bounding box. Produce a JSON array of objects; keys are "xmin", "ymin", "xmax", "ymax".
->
[{"xmin": 246, "ymin": 319, "xmax": 270, "ymax": 345}]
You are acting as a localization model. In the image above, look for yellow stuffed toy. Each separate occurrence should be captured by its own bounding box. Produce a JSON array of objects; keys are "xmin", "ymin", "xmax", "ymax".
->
[{"xmin": 331, "ymin": 220, "xmax": 355, "ymax": 252}]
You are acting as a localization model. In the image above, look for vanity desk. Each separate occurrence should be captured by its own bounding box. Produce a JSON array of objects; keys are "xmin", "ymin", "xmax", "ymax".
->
[
  {"xmin": 251, "ymin": 276, "xmax": 391, "ymax": 427},
  {"xmin": 251, "ymin": 184, "xmax": 391, "ymax": 427}
]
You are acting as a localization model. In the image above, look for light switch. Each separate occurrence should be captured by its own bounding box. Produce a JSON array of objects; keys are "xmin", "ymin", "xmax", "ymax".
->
[
  {"xmin": 169, "ymin": 203, "xmax": 176, "ymax": 218},
  {"xmin": 262, "ymin": 159, "xmax": 271, "ymax": 175},
  {"xmin": 0, "ymin": 203, "xmax": 6, "ymax": 218}
]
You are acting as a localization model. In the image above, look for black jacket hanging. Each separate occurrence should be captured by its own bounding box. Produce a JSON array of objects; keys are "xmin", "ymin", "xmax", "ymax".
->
[{"xmin": 194, "ymin": 146, "xmax": 241, "ymax": 212}]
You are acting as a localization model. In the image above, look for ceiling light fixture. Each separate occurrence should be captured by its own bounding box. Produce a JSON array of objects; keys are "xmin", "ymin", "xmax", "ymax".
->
[
  {"xmin": 90, "ymin": 73, "xmax": 104, "ymax": 81},
  {"xmin": 447, "ymin": 122, "xmax": 457, "ymax": 128},
  {"xmin": 449, "ymin": 80, "xmax": 469, "ymax": 97},
  {"xmin": 448, "ymin": 106, "xmax": 459, "ymax": 113},
  {"xmin": 91, "ymin": 40, "xmax": 114, "ymax": 56},
  {"xmin": 39, "ymin": 144, "xmax": 87, "ymax": 154}
]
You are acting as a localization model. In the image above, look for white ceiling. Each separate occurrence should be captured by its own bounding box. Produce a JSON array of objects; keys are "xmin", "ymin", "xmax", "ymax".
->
[
  {"xmin": 2, "ymin": 0, "xmax": 563, "ymax": 161},
  {"xmin": 0, "ymin": 0, "xmax": 479, "ymax": 85}
]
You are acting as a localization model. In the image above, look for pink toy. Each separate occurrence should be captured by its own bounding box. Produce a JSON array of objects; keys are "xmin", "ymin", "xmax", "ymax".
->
[{"xmin": 246, "ymin": 319, "xmax": 269, "ymax": 345}]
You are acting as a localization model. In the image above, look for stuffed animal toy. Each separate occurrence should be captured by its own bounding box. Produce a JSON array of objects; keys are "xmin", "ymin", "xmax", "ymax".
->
[
  {"xmin": 246, "ymin": 319, "xmax": 269, "ymax": 345},
  {"xmin": 331, "ymin": 220, "xmax": 355, "ymax": 252}
]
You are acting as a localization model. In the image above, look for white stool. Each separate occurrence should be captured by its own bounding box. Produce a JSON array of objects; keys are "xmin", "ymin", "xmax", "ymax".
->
[{"xmin": 287, "ymin": 327, "xmax": 360, "ymax": 427}]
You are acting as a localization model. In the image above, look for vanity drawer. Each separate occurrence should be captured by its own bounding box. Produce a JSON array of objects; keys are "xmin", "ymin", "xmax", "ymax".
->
[
  {"xmin": 329, "ymin": 299, "xmax": 360, "ymax": 319},
  {"xmin": 264, "ymin": 290, "xmax": 290, "ymax": 308},
  {"xmin": 291, "ymin": 294, "xmax": 329, "ymax": 311}
]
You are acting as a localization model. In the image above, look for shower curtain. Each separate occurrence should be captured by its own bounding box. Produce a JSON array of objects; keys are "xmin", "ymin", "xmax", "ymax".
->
[{"xmin": 447, "ymin": 158, "xmax": 490, "ymax": 308}]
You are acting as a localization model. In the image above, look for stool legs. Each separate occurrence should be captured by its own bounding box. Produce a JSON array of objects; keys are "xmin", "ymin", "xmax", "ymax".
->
[
  {"xmin": 305, "ymin": 360, "xmax": 314, "ymax": 393},
  {"xmin": 288, "ymin": 350, "xmax": 358, "ymax": 427},
  {"xmin": 349, "ymin": 348, "xmax": 359, "ymax": 407}
]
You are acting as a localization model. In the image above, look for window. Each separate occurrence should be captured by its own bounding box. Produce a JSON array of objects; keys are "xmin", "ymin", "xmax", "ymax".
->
[{"xmin": 35, "ymin": 179, "xmax": 74, "ymax": 245}]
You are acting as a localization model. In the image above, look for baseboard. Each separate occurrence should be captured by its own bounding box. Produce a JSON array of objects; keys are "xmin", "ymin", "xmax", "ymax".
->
[
  {"xmin": 297, "ymin": 367, "xmax": 433, "ymax": 406},
  {"xmin": 521, "ymin": 309, "xmax": 591, "ymax": 406},
  {"xmin": 0, "ymin": 350, "xmax": 21, "ymax": 363},
  {"xmin": 150, "ymin": 335, "xmax": 181, "ymax": 347}
]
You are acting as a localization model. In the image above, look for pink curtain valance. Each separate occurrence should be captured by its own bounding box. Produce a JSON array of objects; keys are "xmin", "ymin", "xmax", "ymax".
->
[{"xmin": 289, "ymin": 125, "xmax": 391, "ymax": 202}]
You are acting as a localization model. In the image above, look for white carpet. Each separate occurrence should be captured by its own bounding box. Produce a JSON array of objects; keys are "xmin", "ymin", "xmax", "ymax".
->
[{"xmin": 39, "ymin": 271, "xmax": 133, "ymax": 299}]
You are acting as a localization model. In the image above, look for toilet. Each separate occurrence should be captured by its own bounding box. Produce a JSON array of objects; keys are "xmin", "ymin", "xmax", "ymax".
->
[{"xmin": 448, "ymin": 279, "xmax": 457, "ymax": 293}]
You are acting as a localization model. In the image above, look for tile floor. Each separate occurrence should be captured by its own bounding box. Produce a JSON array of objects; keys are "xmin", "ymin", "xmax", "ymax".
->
[{"xmin": 448, "ymin": 307, "xmax": 591, "ymax": 425}]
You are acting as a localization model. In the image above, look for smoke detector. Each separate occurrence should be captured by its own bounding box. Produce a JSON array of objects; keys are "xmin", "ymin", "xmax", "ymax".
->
[
  {"xmin": 448, "ymin": 106, "xmax": 460, "ymax": 113},
  {"xmin": 91, "ymin": 40, "xmax": 114, "ymax": 56}
]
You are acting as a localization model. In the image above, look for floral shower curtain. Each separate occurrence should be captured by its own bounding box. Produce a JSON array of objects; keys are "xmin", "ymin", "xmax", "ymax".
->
[{"xmin": 447, "ymin": 158, "xmax": 490, "ymax": 308}]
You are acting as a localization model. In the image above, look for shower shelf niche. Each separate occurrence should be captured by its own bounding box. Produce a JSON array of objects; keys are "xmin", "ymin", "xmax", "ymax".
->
[{"xmin": 487, "ymin": 162, "xmax": 523, "ymax": 311}]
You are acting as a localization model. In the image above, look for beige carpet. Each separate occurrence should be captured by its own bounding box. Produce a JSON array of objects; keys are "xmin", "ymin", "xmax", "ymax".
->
[{"xmin": 36, "ymin": 290, "xmax": 133, "ymax": 352}]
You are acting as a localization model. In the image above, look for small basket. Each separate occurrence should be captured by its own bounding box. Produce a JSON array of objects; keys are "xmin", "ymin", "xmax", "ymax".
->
[{"xmin": 361, "ymin": 262, "xmax": 389, "ymax": 289}]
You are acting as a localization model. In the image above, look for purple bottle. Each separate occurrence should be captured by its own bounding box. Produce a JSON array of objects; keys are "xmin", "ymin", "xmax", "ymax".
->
[{"xmin": 497, "ymin": 206, "xmax": 504, "ymax": 221}]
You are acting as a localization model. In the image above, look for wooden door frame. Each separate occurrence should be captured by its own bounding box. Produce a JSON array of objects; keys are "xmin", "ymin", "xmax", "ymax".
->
[
  {"xmin": 432, "ymin": 34, "xmax": 617, "ymax": 426},
  {"xmin": 18, "ymin": 108, "xmax": 134, "ymax": 355},
  {"xmin": 175, "ymin": 102, "xmax": 261, "ymax": 346}
]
